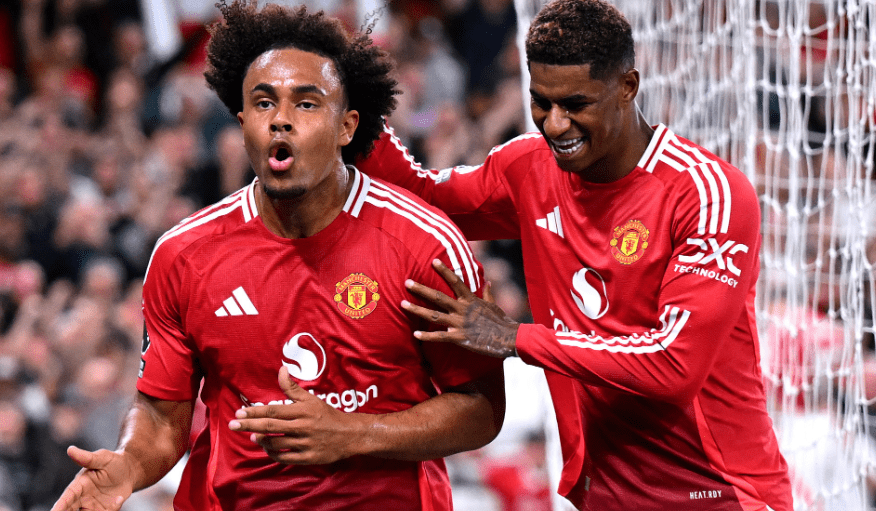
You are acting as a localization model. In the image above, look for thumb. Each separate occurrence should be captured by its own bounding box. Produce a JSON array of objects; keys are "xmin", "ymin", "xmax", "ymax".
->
[
  {"xmin": 482, "ymin": 281, "xmax": 496, "ymax": 304},
  {"xmin": 66, "ymin": 445, "xmax": 103, "ymax": 470},
  {"xmin": 278, "ymin": 366, "xmax": 311, "ymax": 402}
]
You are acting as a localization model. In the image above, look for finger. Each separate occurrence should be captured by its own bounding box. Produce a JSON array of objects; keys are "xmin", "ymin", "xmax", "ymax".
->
[
  {"xmin": 254, "ymin": 433, "xmax": 304, "ymax": 452},
  {"xmin": 404, "ymin": 279, "xmax": 461, "ymax": 313},
  {"xmin": 413, "ymin": 328, "xmax": 465, "ymax": 344},
  {"xmin": 51, "ymin": 485, "xmax": 83, "ymax": 511},
  {"xmin": 431, "ymin": 259, "xmax": 472, "ymax": 299},
  {"xmin": 80, "ymin": 494, "xmax": 126, "ymax": 511},
  {"xmin": 401, "ymin": 299, "xmax": 455, "ymax": 326},
  {"xmin": 66, "ymin": 445, "xmax": 99, "ymax": 470},
  {"xmin": 264, "ymin": 448, "xmax": 313, "ymax": 466},
  {"xmin": 482, "ymin": 281, "xmax": 495, "ymax": 304},
  {"xmin": 278, "ymin": 366, "xmax": 311, "ymax": 402},
  {"xmin": 230, "ymin": 417, "xmax": 298, "ymax": 434}
]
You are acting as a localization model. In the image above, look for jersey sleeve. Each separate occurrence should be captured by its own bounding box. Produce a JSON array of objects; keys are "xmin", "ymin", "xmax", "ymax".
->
[
  {"xmin": 356, "ymin": 124, "xmax": 527, "ymax": 240},
  {"xmin": 137, "ymin": 239, "xmax": 202, "ymax": 401},
  {"xmin": 516, "ymin": 163, "xmax": 761, "ymax": 404},
  {"xmin": 404, "ymin": 217, "xmax": 504, "ymax": 391}
]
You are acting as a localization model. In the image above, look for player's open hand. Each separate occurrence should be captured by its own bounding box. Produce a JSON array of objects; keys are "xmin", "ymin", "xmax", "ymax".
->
[
  {"xmin": 50, "ymin": 446, "xmax": 135, "ymax": 511},
  {"xmin": 402, "ymin": 259, "xmax": 519, "ymax": 358},
  {"xmin": 229, "ymin": 366, "xmax": 363, "ymax": 465}
]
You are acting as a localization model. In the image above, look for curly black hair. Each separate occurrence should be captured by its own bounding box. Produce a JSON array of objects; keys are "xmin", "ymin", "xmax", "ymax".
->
[
  {"xmin": 525, "ymin": 0, "xmax": 635, "ymax": 81},
  {"xmin": 204, "ymin": 0, "xmax": 399, "ymax": 162}
]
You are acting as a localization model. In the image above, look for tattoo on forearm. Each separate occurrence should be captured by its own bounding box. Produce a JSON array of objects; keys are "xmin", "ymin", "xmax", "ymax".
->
[{"xmin": 463, "ymin": 304, "xmax": 517, "ymax": 358}]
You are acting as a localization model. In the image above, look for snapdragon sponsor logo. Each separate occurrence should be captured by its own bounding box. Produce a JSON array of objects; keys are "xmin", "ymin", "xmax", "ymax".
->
[
  {"xmin": 239, "ymin": 332, "xmax": 381, "ymax": 412},
  {"xmin": 570, "ymin": 267, "xmax": 609, "ymax": 319},
  {"xmin": 282, "ymin": 333, "xmax": 326, "ymax": 381},
  {"xmin": 239, "ymin": 384, "xmax": 379, "ymax": 413}
]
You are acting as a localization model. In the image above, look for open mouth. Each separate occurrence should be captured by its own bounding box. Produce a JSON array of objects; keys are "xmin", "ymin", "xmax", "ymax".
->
[
  {"xmin": 269, "ymin": 143, "xmax": 294, "ymax": 171},
  {"xmin": 273, "ymin": 146, "xmax": 291, "ymax": 161},
  {"xmin": 551, "ymin": 137, "xmax": 585, "ymax": 155}
]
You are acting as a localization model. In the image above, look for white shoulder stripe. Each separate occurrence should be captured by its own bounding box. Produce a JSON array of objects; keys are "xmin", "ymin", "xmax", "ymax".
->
[
  {"xmin": 487, "ymin": 131, "xmax": 543, "ymax": 157},
  {"xmin": 369, "ymin": 180, "xmax": 480, "ymax": 289},
  {"xmin": 144, "ymin": 182, "xmax": 257, "ymax": 281},
  {"xmin": 363, "ymin": 182, "xmax": 480, "ymax": 292},
  {"xmin": 693, "ymin": 163, "xmax": 722, "ymax": 234},
  {"xmin": 709, "ymin": 161, "xmax": 732, "ymax": 233},
  {"xmin": 681, "ymin": 164, "xmax": 710, "ymax": 235},
  {"xmin": 660, "ymin": 137, "xmax": 729, "ymax": 236},
  {"xmin": 163, "ymin": 186, "xmax": 246, "ymax": 238},
  {"xmin": 555, "ymin": 306, "xmax": 691, "ymax": 354}
]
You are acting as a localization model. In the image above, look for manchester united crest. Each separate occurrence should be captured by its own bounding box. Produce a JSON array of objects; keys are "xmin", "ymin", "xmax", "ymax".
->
[
  {"xmin": 610, "ymin": 220, "xmax": 650, "ymax": 264},
  {"xmin": 334, "ymin": 273, "xmax": 380, "ymax": 319}
]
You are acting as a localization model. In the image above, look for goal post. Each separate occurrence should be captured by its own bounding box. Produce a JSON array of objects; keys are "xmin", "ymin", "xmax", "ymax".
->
[{"xmin": 512, "ymin": 0, "xmax": 876, "ymax": 509}]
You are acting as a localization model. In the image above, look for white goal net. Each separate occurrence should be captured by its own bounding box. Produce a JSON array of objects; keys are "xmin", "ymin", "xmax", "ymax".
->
[{"xmin": 514, "ymin": 0, "xmax": 876, "ymax": 509}]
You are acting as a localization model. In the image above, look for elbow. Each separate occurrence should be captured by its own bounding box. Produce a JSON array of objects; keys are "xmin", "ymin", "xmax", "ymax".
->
[
  {"xmin": 484, "ymin": 392, "xmax": 506, "ymax": 446},
  {"xmin": 640, "ymin": 371, "xmax": 707, "ymax": 405},
  {"xmin": 472, "ymin": 368, "xmax": 507, "ymax": 449}
]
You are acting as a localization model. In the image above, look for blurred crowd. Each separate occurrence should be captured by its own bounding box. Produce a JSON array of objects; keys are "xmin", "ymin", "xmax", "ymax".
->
[{"xmin": 0, "ymin": 0, "xmax": 549, "ymax": 510}]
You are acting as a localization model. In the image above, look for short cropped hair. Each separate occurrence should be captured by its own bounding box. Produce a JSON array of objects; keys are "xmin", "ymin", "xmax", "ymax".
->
[
  {"xmin": 204, "ymin": 0, "xmax": 399, "ymax": 162},
  {"xmin": 525, "ymin": 0, "xmax": 635, "ymax": 81}
]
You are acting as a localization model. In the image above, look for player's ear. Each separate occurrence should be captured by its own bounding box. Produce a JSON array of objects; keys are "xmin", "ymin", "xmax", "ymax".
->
[
  {"xmin": 237, "ymin": 111, "xmax": 245, "ymax": 127},
  {"xmin": 619, "ymin": 68, "xmax": 640, "ymax": 104},
  {"xmin": 339, "ymin": 109, "xmax": 359, "ymax": 147}
]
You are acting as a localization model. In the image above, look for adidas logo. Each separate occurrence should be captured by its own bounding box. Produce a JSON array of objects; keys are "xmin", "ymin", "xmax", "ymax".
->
[
  {"xmin": 536, "ymin": 206, "xmax": 564, "ymax": 238},
  {"xmin": 215, "ymin": 286, "xmax": 259, "ymax": 317}
]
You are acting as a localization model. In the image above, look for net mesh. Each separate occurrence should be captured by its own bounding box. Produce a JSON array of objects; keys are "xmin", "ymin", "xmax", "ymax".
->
[{"xmin": 513, "ymin": 0, "xmax": 876, "ymax": 509}]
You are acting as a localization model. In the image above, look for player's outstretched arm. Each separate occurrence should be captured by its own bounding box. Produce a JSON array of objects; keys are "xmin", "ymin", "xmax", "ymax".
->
[
  {"xmin": 231, "ymin": 364, "xmax": 505, "ymax": 464},
  {"xmin": 402, "ymin": 259, "xmax": 520, "ymax": 359},
  {"xmin": 51, "ymin": 392, "xmax": 193, "ymax": 511}
]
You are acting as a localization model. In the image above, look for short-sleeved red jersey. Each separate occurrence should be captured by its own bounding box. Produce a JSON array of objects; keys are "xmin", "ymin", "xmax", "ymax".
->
[
  {"xmin": 357, "ymin": 124, "xmax": 793, "ymax": 511},
  {"xmin": 138, "ymin": 167, "xmax": 500, "ymax": 510}
]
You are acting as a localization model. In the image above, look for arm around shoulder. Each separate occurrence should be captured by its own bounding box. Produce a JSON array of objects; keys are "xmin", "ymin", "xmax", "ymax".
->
[{"xmin": 358, "ymin": 365, "xmax": 506, "ymax": 461}]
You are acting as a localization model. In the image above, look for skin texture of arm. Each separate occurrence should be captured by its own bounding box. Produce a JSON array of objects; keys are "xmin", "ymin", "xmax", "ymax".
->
[
  {"xmin": 50, "ymin": 393, "xmax": 194, "ymax": 511},
  {"xmin": 230, "ymin": 364, "xmax": 505, "ymax": 464}
]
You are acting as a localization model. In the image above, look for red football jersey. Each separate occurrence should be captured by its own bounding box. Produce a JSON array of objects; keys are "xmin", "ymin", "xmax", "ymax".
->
[
  {"xmin": 357, "ymin": 125, "xmax": 793, "ymax": 511},
  {"xmin": 138, "ymin": 168, "xmax": 499, "ymax": 510}
]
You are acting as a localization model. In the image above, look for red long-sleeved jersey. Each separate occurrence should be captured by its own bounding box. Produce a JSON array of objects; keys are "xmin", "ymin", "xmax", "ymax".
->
[
  {"xmin": 357, "ymin": 124, "xmax": 792, "ymax": 510},
  {"xmin": 138, "ymin": 170, "xmax": 499, "ymax": 510}
]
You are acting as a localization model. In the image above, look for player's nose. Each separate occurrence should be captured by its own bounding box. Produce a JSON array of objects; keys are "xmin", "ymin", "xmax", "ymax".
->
[
  {"xmin": 543, "ymin": 105, "xmax": 571, "ymax": 138},
  {"xmin": 271, "ymin": 102, "xmax": 293, "ymax": 133}
]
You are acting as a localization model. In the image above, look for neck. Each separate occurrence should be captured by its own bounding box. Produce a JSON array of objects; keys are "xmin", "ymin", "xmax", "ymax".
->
[
  {"xmin": 584, "ymin": 109, "xmax": 655, "ymax": 184},
  {"xmin": 257, "ymin": 165, "xmax": 352, "ymax": 239}
]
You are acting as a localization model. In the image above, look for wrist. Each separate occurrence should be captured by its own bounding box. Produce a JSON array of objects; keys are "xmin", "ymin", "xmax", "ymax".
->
[
  {"xmin": 111, "ymin": 448, "xmax": 146, "ymax": 490},
  {"xmin": 341, "ymin": 412, "xmax": 375, "ymax": 458}
]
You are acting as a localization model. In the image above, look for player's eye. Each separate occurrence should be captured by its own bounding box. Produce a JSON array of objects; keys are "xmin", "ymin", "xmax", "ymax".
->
[
  {"xmin": 531, "ymin": 97, "xmax": 551, "ymax": 111},
  {"xmin": 563, "ymin": 101, "xmax": 587, "ymax": 112}
]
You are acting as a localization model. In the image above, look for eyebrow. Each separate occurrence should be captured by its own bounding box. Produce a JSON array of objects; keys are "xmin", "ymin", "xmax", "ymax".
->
[
  {"xmin": 529, "ymin": 90, "xmax": 590, "ymax": 103},
  {"xmin": 249, "ymin": 83, "xmax": 327, "ymax": 97}
]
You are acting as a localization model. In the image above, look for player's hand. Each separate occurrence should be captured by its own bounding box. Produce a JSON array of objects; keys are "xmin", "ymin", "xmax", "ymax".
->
[
  {"xmin": 229, "ymin": 366, "xmax": 361, "ymax": 465},
  {"xmin": 50, "ymin": 446, "xmax": 135, "ymax": 511},
  {"xmin": 402, "ymin": 259, "xmax": 519, "ymax": 358}
]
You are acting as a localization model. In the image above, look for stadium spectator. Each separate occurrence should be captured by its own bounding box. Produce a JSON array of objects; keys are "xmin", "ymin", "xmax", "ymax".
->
[
  {"xmin": 50, "ymin": 2, "xmax": 504, "ymax": 509},
  {"xmin": 356, "ymin": 0, "xmax": 794, "ymax": 509}
]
